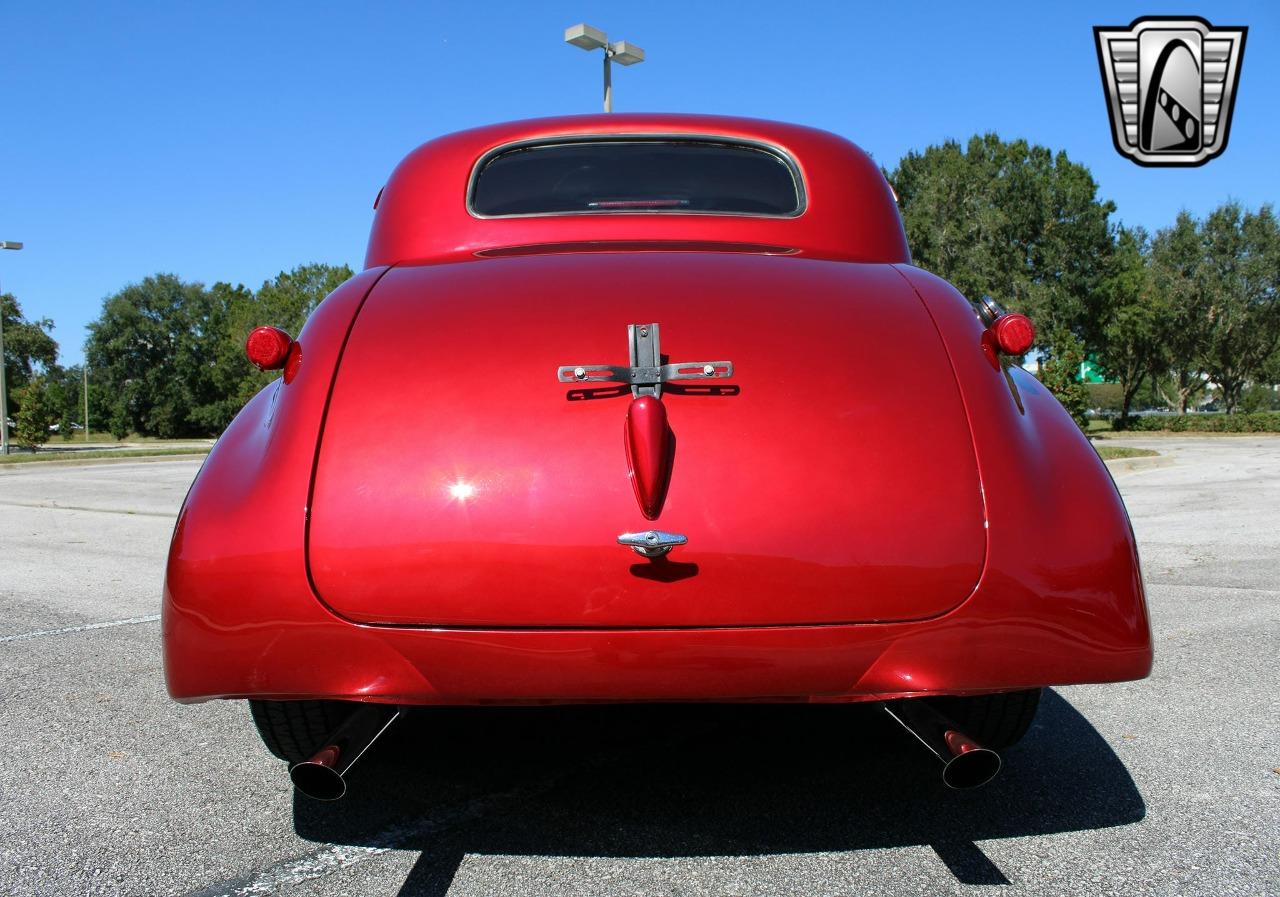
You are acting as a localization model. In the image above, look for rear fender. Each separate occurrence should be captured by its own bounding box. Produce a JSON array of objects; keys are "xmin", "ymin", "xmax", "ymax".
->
[
  {"xmin": 890, "ymin": 265, "xmax": 1152, "ymax": 686},
  {"xmin": 162, "ymin": 266, "xmax": 390, "ymax": 701}
]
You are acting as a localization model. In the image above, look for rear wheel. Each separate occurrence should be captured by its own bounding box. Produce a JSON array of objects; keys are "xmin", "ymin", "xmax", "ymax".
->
[
  {"xmin": 930, "ymin": 688, "xmax": 1042, "ymax": 749},
  {"xmin": 248, "ymin": 699, "xmax": 358, "ymax": 764}
]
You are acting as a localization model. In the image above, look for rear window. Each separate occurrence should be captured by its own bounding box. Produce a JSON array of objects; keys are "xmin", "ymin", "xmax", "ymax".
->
[{"xmin": 470, "ymin": 139, "xmax": 803, "ymax": 217}]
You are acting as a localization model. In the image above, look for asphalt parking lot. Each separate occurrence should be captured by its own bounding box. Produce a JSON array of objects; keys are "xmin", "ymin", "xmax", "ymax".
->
[{"xmin": 1, "ymin": 439, "xmax": 1277, "ymax": 897}]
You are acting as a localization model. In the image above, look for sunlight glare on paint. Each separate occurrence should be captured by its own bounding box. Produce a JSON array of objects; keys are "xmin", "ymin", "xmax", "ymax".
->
[{"xmin": 449, "ymin": 481, "xmax": 476, "ymax": 501}]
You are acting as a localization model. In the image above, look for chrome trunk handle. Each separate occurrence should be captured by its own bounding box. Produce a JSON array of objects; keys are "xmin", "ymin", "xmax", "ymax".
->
[{"xmin": 617, "ymin": 530, "xmax": 687, "ymax": 557}]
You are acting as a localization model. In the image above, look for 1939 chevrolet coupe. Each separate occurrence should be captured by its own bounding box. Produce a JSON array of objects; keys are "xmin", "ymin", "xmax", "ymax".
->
[{"xmin": 163, "ymin": 114, "xmax": 1152, "ymax": 799}]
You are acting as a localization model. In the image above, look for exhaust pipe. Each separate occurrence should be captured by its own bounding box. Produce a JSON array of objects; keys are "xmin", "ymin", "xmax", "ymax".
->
[
  {"xmin": 289, "ymin": 704, "xmax": 401, "ymax": 801},
  {"xmin": 883, "ymin": 699, "xmax": 1001, "ymax": 789}
]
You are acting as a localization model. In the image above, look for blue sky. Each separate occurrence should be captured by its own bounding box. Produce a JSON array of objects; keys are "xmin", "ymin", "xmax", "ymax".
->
[{"xmin": 1, "ymin": 1, "xmax": 1276, "ymax": 365}]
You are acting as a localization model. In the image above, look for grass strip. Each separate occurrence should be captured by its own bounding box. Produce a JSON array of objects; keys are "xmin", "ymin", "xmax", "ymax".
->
[
  {"xmin": 1095, "ymin": 445, "xmax": 1159, "ymax": 461},
  {"xmin": 0, "ymin": 447, "xmax": 210, "ymax": 465}
]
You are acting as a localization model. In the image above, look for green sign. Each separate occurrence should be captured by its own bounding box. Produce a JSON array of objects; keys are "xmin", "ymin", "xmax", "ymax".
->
[{"xmin": 1078, "ymin": 356, "xmax": 1108, "ymax": 384}]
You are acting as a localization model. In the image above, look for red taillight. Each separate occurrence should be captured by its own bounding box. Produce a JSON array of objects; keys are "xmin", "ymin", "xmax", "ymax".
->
[
  {"xmin": 245, "ymin": 326, "xmax": 293, "ymax": 371},
  {"xmin": 991, "ymin": 314, "xmax": 1035, "ymax": 356}
]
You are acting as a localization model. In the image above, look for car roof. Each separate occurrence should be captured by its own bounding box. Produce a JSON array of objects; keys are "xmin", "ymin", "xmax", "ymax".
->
[{"xmin": 364, "ymin": 113, "xmax": 910, "ymax": 267}]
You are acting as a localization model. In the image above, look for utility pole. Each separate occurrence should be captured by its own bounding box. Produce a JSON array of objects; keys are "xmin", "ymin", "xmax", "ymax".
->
[
  {"xmin": 0, "ymin": 240, "xmax": 24, "ymax": 455},
  {"xmin": 83, "ymin": 365, "xmax": 90, "ymax": 441}
]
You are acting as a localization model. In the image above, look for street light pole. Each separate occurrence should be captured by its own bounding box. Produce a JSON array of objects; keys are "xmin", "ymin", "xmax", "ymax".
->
[
  {"xmin": 603, "ymin": 51, "xmax": 612, "ymax": 113},
  {"xmin": 564, "ymin": 24, "xmax": 644, "ymax": 112},
  {"xmin": 0, "ymin": 240, "xmax": 23, "ymax": 456},
  {"xmin": 0, "ymin": 290, "xmax": 6, "ymax": 456}
]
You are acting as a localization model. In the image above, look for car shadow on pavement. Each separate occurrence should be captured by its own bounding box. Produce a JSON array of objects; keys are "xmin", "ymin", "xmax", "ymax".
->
[{"xmin": 293, "ymin": 689, "xmax": 1144, "ymax": 895}]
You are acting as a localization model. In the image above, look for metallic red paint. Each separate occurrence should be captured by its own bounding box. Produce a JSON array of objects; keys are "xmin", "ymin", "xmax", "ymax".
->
[
  {"xmin": 163, "ymin": 114, "xmax": 1151, "ymax": 708},
  {"xmin": 305, "ymin": 257, "xmax": 986, "ymax": 628},
  {"xmin": 623, "ymin": 396, "xmax": 670, "ymax": 519}
]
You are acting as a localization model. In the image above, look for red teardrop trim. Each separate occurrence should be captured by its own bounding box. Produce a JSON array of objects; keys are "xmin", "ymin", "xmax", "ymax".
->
[{"xmin": 623, "ymin": 396, "xmax": 672, "ymax": 520}]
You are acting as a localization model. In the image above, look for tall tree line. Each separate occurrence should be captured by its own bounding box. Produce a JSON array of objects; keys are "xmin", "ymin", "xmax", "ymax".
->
[
  {"xmin": 84, "ymin": 263, "xmax": 352, "ymax": 438},
  {"xmin": 4, "ymin": 133, "xmax": 1278, "ymax": 441},
  {"xmin": 2, "ymin": 263, "xmax": 350, "ymax": 443},
  {"xmin": 887, "ymin": 134, "xmax": 1280, "ymax": 422}
]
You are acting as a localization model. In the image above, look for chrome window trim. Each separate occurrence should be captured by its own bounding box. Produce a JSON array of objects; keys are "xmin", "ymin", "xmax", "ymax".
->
[{"xmin": 465, "ymin": 134, "xmax": 808, "ymax": 220}]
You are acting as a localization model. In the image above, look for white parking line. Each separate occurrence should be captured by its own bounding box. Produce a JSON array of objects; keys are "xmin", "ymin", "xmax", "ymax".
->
[
  {"xmin": 189, "ymin": 783, "xmax": 552, "ymax": 897},
  {"xmin": 0, "ymin": 614, "xmax": 161, "ymax": 643},
  {"xmin": 188, "ymin": 722, "xmax": 702, "ymax": 897}
]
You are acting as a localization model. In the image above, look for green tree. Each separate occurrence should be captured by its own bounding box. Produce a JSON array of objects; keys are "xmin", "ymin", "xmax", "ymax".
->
[
  {"xmin": 42, "ymin": 364, "xmax": 86, "ymax": 439},
  {"xmin": 83, "ymin": 264, "xmax": 354, "ymax": 438},
  {"xmin": 1239, "ymin": 384, "xmax": 1279, "ymax": 413},
  {"xmin": 888, "ymin": 134, "xmax": 1116, "ymax": 351},
  {"xmin": 195, "ymin": 263, "xmax": 353, "ymax": 432},
  {"xmin": 2, "ymin": 293, "xmax": 59, "ymax": 412},
  {"xmin": 84, "ymin": 274, "xmax": 222, "ymax": 438},
  {"xmin": 12, "ymin": 376, "xmax": 57, "ymax": 450},
  {"xmin": 190, "ymin": 280, "xmax": 257, "ymax": 432},
  {"xmin": 1196, "ymin": 203, "xmax": 1280, "ymax": 413},
  {"xmin": 1040, "ymin": 326, "xmax": 1090, "ymax": 430},
  {"xmin": 1148, "ymin": 212, "xmax": 1211, "ymax": 413},
  {"xmin": 1098, "ymin": 227, "xmax": 1165, "ymax": 420},
  {"xmin": 253, "ymin": 263, "xmax": 353, "ymax": 334},
  {"xmin": 1261, "ymin": 346, "xmax": 1280, "ymax": 391}
]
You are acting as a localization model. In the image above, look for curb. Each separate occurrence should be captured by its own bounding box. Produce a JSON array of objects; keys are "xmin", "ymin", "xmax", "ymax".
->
[
  {"xmin": 1099, "ymin": 431, "xmax": 1280, "ymax": 439},
  {"xmin": 0, "ymin": 453, "xmax": 209, "ymax": 472}
]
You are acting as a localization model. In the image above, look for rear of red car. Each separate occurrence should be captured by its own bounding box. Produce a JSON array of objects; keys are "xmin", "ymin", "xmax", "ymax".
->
[{"xmin": 162, "ymin": 114, "xmax": 1150, "ymax": 797}]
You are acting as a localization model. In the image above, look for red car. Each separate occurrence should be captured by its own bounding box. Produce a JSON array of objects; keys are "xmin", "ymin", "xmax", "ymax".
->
[{"xmin": 163, "ymin": 114, "xmax": 1152, "ymax": 799}]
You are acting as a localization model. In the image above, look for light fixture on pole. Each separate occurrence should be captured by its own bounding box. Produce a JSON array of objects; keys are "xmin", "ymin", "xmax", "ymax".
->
[
  {"xmin": 0, "ymin": 240, "xmax": 23, "ymax": 455},
  {"xmin": 564, "ymin": 23, "xmax": 644, "ymax": 113}
]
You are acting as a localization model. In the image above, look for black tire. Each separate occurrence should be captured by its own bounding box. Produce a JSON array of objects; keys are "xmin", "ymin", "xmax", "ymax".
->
[
  {"xmin": 930, "ymin": 688, "xmax": 1042, "ymax": 750},
  {"xmin": 248, "ymin": 699, "xmax": 357, "ymax": 763}
]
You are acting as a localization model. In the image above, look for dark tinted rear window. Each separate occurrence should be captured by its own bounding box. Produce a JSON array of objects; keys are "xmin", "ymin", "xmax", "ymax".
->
[{"xmin": 471, "ymin": 140, "xmax": 802, "ymax": 217}]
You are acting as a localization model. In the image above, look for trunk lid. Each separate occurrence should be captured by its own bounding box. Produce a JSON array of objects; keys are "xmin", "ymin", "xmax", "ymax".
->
[{"xmin": 308, "ymin": 253, "xmax": 985, "ymax": 627}]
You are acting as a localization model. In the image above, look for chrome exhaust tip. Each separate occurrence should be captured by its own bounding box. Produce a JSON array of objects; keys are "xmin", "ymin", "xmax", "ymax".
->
[
  {"xmin": 289, "ymin": 704, "xmax": 401, "ymax": 801},
  {"xmin": 938, "ymin": 739, "xmax": 1002, "ymax": 790},
  {"xmin": 884, "ymin": 699, "xmax": 1002, "ymax": 790}
]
